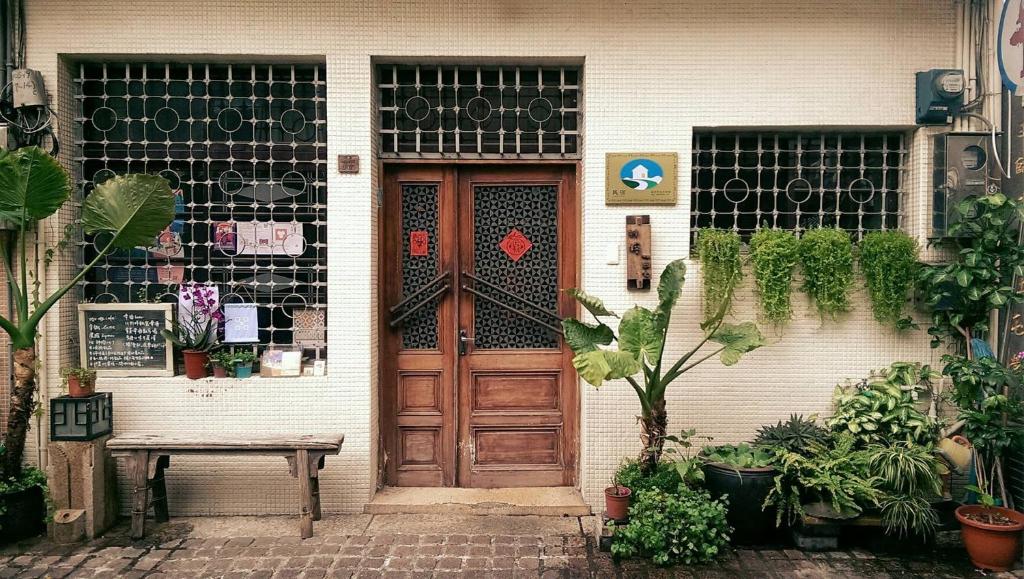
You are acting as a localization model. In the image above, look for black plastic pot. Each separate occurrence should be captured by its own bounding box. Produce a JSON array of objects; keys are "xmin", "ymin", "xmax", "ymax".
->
[
  {"xmin": 703, "ymin": 462, "xmax": 779, "ymax": 545},
  {"xmin": 0, "ymin": 486, "xmax": 46, "ymax": 544}
]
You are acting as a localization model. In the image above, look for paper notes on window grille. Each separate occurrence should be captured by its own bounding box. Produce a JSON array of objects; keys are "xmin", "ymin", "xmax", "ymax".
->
[
  {"xmin": 224, "ymin": 303, "xmax": 260, "ymax": 343},
  {"xmin": 78, "ymin": 304, "xmax": 175, "ymax": 376}
]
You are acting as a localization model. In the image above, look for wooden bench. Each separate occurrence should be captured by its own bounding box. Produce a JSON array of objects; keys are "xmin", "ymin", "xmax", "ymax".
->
[{"xmin": 107, "ymin": 433, "xmax": 344, "ymax": 539}]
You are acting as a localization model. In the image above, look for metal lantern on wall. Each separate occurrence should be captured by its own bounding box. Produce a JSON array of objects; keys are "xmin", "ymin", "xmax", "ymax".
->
[{"xmin": 50, "ymin": 392, "xmax": 112, "ymax": 441}]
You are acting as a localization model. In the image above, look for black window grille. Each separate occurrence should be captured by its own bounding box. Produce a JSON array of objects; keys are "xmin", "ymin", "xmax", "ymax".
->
[
  {"xmin": 691, "ymin": 132, "xmax": 906, "ymax": 244},
  {"xmin": 74, "ymin": 62, "xmax": 327, "ymax": 349},
  {"xmin": 377, "ymin": 64, "xmax": 580, "ymax": 158}
]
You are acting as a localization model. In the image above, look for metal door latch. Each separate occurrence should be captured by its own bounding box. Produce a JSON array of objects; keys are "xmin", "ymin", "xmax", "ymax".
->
[{"xmin": 459, "ymin": 329, "xmax": 473, "ymax": 356}]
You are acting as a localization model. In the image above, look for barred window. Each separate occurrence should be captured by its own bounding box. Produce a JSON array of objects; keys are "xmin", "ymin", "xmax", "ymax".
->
[
  {"xmin": 377, "ymin": 64, "xmax": 580, "ymax": 158},
  {"xmin": 691, "ymin": 132, "xmax": 906, "ymax": 243},
  {"xmin": 74, "ymin": 62, "xmax": 327, "ymax": 349}
]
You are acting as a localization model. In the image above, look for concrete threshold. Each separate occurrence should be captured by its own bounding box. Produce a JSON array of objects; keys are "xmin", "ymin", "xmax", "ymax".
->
[{"xmin": 365, "ymin": 486, "xmax": 592, "ymax": 516}]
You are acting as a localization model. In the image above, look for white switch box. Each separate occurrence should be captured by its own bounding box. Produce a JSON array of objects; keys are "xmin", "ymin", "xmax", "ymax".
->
[{"xmin": 605, "ymin": 243, "xmax": 620, "ymax": 265}]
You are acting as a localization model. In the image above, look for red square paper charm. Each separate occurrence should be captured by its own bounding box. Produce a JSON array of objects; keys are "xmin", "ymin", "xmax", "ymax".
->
[
  {"xmin": 499, "ymin": 229, "xmax": 533, "ymax": 262},
  {"xmin": 409, "ymin": 231, "xmax": 429, "ymax": 256}
]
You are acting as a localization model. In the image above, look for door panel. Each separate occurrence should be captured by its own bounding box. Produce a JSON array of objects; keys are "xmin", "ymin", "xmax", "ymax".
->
[{"xmin": 382, "ymin": 165, "xmax": 576, "ymax": 488}]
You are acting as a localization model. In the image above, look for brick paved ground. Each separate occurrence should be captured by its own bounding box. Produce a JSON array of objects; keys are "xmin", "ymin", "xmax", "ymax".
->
[{"xmin": 0, "ymin": 515, "xmax": 1015, "ymax": 578}]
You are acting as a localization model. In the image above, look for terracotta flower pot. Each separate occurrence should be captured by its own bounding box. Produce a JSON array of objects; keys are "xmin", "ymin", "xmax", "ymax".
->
[
  {"xmin": 956, "ymin": 504, "xmax": 1024, "ymax": 571},
  {"xmin": 211, "ymin": 364, "xmax": 228, "ymax": 378},
  {"xmin": 182, "ymin": 350, "xmax": 210, "ymax": 380},
  {"xmin": 605, "ymin": 486, "xmax": 632, "ymax": 522},
  {"xmin": 66, "ymin": 375, "xmax": 95, "ymax": 398}
]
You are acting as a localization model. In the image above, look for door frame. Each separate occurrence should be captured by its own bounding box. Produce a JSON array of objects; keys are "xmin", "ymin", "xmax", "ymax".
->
[{"xmin": 376, "ymin": 160, "xmax": 581, "ymax": 489}]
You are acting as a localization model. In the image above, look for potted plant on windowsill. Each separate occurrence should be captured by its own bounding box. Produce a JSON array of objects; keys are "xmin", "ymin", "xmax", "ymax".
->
[
  {"xmin": 0, "ymin": 146, "xmax": 174, "ymax": 544},
  {"xmin": 60, "ymin": 367, "xmax": 97, "ymax": 398},
  {"xmin": 956, "ymin": 484, "xmax": 1024, "ymax": 571},
  {"xmin": 209, "ymin": 349, "xmax": 234, "ymax": 378},
  {"xmin": 233, "ymin": 350, "xmax": 257, "ymax": 379},
  {"xmin": 161, "ymin": 283, "xmax": 221, "ymax": 379}
]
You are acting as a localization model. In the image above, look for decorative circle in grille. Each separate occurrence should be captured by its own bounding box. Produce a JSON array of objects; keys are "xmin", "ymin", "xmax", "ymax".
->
[
  {"xmin": 848, "ymin": 178, "xmax": 875, "ymax": 204},
  {"xmin": 281, "ymin": 171, "xmax": 307, "ymax": 196},
  {"xmin": 218, "ymin": 170, "xmax": 246, "ymax": 195},
  {"xmin": 403, "ymin": 95, "xmax": 431, "ymax": 122},
  {"xmin": 158, "ymin": 169, "xmax": 181, "ymax": 190},
  {"xmin": 216, "ymin": 108, "xmax": 244, "ymax": 133},
  {"xmin": 465, "ymin": 96, "xmax": 492, "ymax": 122},
  {"xmin": 90, "ymin": 107, "xmax": 118, "ymax": 132},
  {"xmin": 785, "ymin": 178, "xmax": 814, "ymax": 204},
  {"xmin": 279, "ymin": 108, "xmax": 307, "ymax": 134},
  {"xmin": 153, "ymin": 107, "xmax": 180, "ymax": 133},
  {"xmin": 92, "ymin": 168, "xmax": 116, "ymax": 185},
  {"xmin": 722, "ymin": 178, "xmax": 750, "ymax": 204},
  {"xmin": 527, "ymin": 98, "xmax": 554, "ymax": 124}
]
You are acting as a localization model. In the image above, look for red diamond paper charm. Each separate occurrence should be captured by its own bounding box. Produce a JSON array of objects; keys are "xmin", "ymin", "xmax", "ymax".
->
[{"xmin": 499, "ymin": 228, "xmax": 533, "ymax": 262}]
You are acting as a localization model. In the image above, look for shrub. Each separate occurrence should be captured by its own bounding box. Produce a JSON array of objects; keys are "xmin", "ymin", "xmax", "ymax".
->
[
  {"xmin": 697, "ymin": 228, "xmax": 743, "ymax": 321},
  {"xmin": 610, "ymin": 488, "xmax": 731, "ymax": 566},
  {"xmin": 858, "ymin": 230, "xmax": 919, "ymax": 328},
  {"xmin": 754, "ymin": 414, "xmax": 829, "ymax": 456},
  {"xmin": 827, "ymin": 364, "xmax": 937, "ymax": 447},
  {"xmin": 749, "ymin": 228, "xmax": 800, "ymax": 324},
  {"xmin": 798, "ymin": 228, "xmax": 854, "ymax": 319},
  {"xmin": 614, "ymin": 460, "xmax": 681, "ymax": 495}
]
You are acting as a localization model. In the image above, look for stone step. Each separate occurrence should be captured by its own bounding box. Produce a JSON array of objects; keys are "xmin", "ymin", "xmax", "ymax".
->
[{"xmin": 364, "ymin": 487, "xmax": 592, "ymax": 517}]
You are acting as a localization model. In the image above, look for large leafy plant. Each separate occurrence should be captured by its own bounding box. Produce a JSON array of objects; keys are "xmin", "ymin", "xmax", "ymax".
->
[
  {"xmin": 919, "ymin": 193, "xmax": 1024, "ymax": 350},
  {"xmin": 754, "ymin": 414, "xmax": 829, "ymax": 456},
  {"xmin": 827, "ymin": 371, "xmax": 937, "ymax": 448},
  {"xmin": 749, "ymin": 228, "xmax": 800, "ymax": 324},
  {"xmin": 798, "ymin": 228, "xmax": 854, "ymax": 319},
  {"xmin": 0, "ymin": 147, "xmax": 174, "ymax": 480},
  {"xmin": 562, "ymin": 260, "xmax": 765, "ymax": 471},
  {"xmin": 858, "ymin": 230, "xmax": 919, "ymax": 328},
  {"xmin": 868, "ymin": 443, "xmax": 943, "ymax": 538}
]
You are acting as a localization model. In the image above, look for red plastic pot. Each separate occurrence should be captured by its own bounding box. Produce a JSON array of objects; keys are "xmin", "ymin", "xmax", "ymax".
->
[
  {"xmin": 605, "ymin": 486, "xmax": 632, "ymax": 522},
  {"xmin": 182, "ymin": 350, "xmax": 210, "ymax": 380},
  {"xmin": 66, "ymin": 375, "xmax": 95, "ymax": 398},
  {"xmin": 211, "ymin": 364, "xmax": 228, "ymax": 378},
  {"xmin": 956, "ymin": 504, "xmax": 1024, "ymax": 572}
]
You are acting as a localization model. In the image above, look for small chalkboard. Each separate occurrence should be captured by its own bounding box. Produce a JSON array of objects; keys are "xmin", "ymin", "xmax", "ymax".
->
[{"xmin": 78, "ymin": 303, "xmax": 175, "ymax": 376}]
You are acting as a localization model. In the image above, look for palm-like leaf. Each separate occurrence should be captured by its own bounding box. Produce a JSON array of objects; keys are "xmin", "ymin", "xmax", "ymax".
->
[
  {"xmin": 0, "ymin": 146, "xmax": 70, "ymax": 225},
  {"xmin": 81, "ymin": 174, "xmax": 175, "ymax": 249}
]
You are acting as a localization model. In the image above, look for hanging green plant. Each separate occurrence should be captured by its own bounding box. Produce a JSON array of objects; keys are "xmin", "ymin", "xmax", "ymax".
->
[
  {"xmin": 858, "ymin": 230, "xmax": 919, "ymax": 328},
  {"xmin": 696, "ymin": 228, "xmax": 742, "ymax": 322},
  {"xmin": 798, "ymin": 228, "xmax": 854, "ymax": 319},
  {"xmin": 749, "ymin": 229, "xmax": 799, "ymax": 324}
]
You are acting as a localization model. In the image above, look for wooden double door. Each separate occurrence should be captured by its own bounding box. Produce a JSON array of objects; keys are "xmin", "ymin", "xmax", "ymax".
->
[{"xmin": 381, "ymin": 165, "xmax": 578, "ymax": 488}]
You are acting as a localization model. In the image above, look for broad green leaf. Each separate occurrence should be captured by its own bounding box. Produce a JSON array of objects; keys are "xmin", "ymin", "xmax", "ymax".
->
[
  {"xmin": 565, "ymin": 288, "xmax": 618, "ymax": 319},
  {"xmin": 710, "ymin": 321, "xmax": 765, "ymax": 366},
  {"xmin": 618, "ymin": 306, "xmax": 664, "ymax": 365},
  {"xmin": 656, "ymin": 259, "xmax": 687, "ymax": 312},
  {"xmin": 0, "ymin": 146, "xmax": 71, "ymax": 224},
  {"xmin": 561, "ymin": 318, "xmax": 614, "ymax": 354},
  {"xmin": 956, "ymin": 270, "xmax": 971, "ymax": 287},
  {"xmin": 572, "ymin": 350, "xmax": 641, "ymax": 387},
  {"xmin": 81, "ymin": 174, "xmax": 176, "ymax": 250}
]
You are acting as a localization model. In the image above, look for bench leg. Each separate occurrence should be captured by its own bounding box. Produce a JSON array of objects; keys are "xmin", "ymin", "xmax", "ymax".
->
[
  {"xmin": 311, "ymin": 454, "xmax": 324, "ymax": 521},
  {"xmin": 127, "ymin": 450, "xmax": 149, "ymax": 540},
  {"xmin": 296, "ymin": 450, "xmax": 314, "ymax": 539},
  {"xmin": 151, "ymin": 455, "xmax": 170, "ymax": 523}
]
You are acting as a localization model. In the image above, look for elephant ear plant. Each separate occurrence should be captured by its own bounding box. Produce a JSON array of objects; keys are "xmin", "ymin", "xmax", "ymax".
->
[
  {"xmin": 562, "ymin": 259, "xmax": 765, "ymax": 471},
  {"xmin": 0, "ymin": 146, "xmax": 175, "ymax": 480}
]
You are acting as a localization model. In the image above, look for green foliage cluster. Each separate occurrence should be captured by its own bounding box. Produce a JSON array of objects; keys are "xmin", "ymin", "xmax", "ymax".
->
[
  {"xmin": 959, "ymin": 395, "xmax": 1024, "ymax": 458},
  {"xmin": 614, "ymin": 460, "xmax": 681, "ymax": 496},
  {"xmin": 764, "ymin": 435, "xmax": 881, "ymax": 526},
  {"xmin": 697, "ymin": 229, "xmax": 743, "ymax": 321},
  {"xmin": 798, "ymin": 228, "xmax": 854, "ymax": 319},
  {"xmin": 826, "ymin": 363, "xmax": 937, "ymax": 447},
  {"xmin": 942, "ymin": 355, "xmax": 1020, "ymax": 408},
  {"xmin": 868, "ymin": 443, "xmax": 943, "ymax": 537},
  {"xmin": 210, "ymin": 349, "xmax": 237, "ymax": 370},
  {"xmin": 858, "ymin": 231, "xmax": 919, "ymax": 328},
  {"xmin": 609, "ymin": 488, "xmax": 730, "ymax": 566},
  {"xmin": 701, "ymin": 443, "xmax": 775, "ymax": 469},
  {"xmin": 749, "ymin": 229, "xmax": 800, "ymax": 324},
  {"xmin": 919, "ymin": 193, "xmax": 1024, "ymax": 347},
  {"xmin": 0, "ymin": 463, "xmax": 48, "ymax": 530},
  {"xmin": 754, "ymin": 414, "xmax": 829, "ymax": 456}
]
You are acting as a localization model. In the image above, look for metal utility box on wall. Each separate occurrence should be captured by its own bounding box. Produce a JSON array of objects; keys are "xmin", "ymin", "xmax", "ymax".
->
[
  {"xmin": 931, "ymin": 132, "xmax": 993, "ymax": 238},
  {"xmin": 916, "ymin": 69, "xmax": 965, "ymax": 125}
]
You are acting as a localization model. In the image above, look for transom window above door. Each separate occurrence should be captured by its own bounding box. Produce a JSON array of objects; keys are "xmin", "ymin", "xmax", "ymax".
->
[{"xmin": 377, "ymin": 64, "xmax": 580, "ymax": 158}]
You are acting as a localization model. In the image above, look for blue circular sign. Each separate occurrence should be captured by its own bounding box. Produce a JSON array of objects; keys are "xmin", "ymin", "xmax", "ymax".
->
[{"xmin": 619, "ymin": 158, "xmax": 664, "ymax": 191}]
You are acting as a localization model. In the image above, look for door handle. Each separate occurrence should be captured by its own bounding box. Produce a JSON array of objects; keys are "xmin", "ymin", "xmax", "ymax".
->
[{"xmin": 459, "ymin": 329, "xmax": 473, "ymax": 356}]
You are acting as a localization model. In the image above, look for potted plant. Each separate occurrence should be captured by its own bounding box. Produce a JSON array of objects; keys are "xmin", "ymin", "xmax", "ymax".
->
[
  {"xmin": 700, "ymin": 443, "xmax": 779, "ymax": 544},
  {"xmin": 233, "ymin": 350, "xmax": 257, "ymax": 379},
  {"xmin": 562, "ymin": 259, "xmax": 764, "ymax": 473},
  {"xmin": 161, "ymin": 283, "xmax": 221, "ymax": 379},
  {"xmin": 956, "ymin": 484, "xmax": 1024, "ymax": 571},
  {"xmin": 209, "ymin": 349, "xmax": 234, "ymax": 378},
  {"xmin": 0, "ymin": 146, "xmax": 174, "ymax": 543},
  {"xmin": 604, "ymin": 474, "xmax": 631, "ymax": 522},
  {"xmin": 60, "ymin": 367, "xmax": 97, "ymax": 398}
]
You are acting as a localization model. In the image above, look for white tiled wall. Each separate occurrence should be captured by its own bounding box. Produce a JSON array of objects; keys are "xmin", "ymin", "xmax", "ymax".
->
[{"xmin": 24, "ymin": 0, "xmax": 959, "ymax": 514}]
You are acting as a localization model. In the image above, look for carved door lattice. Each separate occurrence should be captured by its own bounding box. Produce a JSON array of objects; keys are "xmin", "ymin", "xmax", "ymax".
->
[
  {"xmin": 472, "ymin": 185, "xmax": 559, "ymax": 350},
  {"xmin": 400, "ymin": 184, "xmax": 440, "ymax": 349}
]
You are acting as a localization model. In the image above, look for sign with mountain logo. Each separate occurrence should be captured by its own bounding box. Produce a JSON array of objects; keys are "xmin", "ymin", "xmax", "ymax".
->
[{"xmin": 605, "ymin": 153, "xmax": 678, "ymax": 205}]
